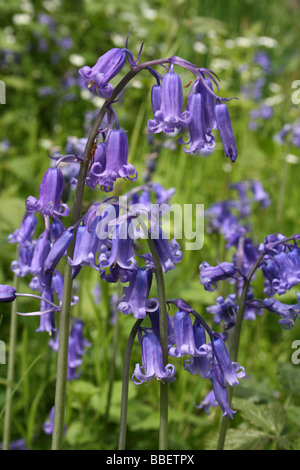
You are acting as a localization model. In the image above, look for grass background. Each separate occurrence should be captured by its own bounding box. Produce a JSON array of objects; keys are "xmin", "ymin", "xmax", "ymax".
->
[{"xmin": 1, "ymin": 0, "xmax": 300, "ymax": 450}]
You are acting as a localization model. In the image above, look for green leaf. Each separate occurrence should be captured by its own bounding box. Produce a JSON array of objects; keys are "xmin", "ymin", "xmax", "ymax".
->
[
  {"xmin": 223, "ymin": 427, "xmax": 270, "ymax": 450},
  {"xmin": 277, "ymin": 362, "xmax": 300, "ymax": 395},
  {"xmin": 233, "ymin": 397, "xmax": 286, "ymax": 436}
]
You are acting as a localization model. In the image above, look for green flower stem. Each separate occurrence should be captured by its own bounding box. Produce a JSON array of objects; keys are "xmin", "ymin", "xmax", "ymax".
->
[
  {"xmin": 146, "ymin": 235, "xmax": 169, "ymax": 451},
  {"xmin": 217, "ymin": 253, "xmax": 265, "ymax": 450},
  {"xmin": 118, "ymin": 318, "xmax": 143, "ymax": 450},
  {"xmin": 2, "ymin": 246, "xmax": 20, "ymax": 451}
]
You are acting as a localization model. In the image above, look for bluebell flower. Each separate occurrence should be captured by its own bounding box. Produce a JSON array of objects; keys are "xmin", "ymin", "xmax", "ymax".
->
[
  {"xmin": 150, "ymin": 225, "xmax": 183, "ymax": 273},
  {"xmin": 31, "ymin": 230, "xmax": 51, "ymax": 277},
  {"xmin": 261, "ymin": 248, "xmax": 300, "ymax": 296},
  {"xmin": 49, "ymin": 218, "xmax": 66, "ymax": 243},
  {"xmin": 85, "ymin": 142, "xmax": 106, "ymax": 189},
  {"xmin": 43, "ymin": 406, "xmax": 55, "ymax": 435},
  {"xmin": 11, "ymin": 244, "xmax": 35, "ymax": 277},
  {"xmin": 215, "ymin": 101, "xmax": 238, "ymax": 162},
  {"xmin": 117, "ymin": 266, "xmax": 157, "ymax": 319},
  {"xmin": 169, "ymin": 310, "xmax": 207, "ymax": 358},
  {"xmin": 207, "ymin": 294, "xmax": 237, "ymax": 330},
  {"xmin": 212, "ymin": 333, "xmax": 240, "ymax": 386},
  {"xmin": 208, "ymin": 365, "xmax": 236, "ymax": 419},
  {"xmin": 79, "ymin": 48, "xmax": 126, "ymax": 98},
  {"xmin": 51, "ymin": 270, "xmax": 78, "ymax": 307},
  {"xmin": 147, "ymin": 83, "xmax": 162, "ymax": 131},
  {"xmin": 97, "ymin": 129, "xmax": 137, "ymax": 192},
  {"xmin": 8, "ymin": 212, "xmax": 37, "ymax": 246},
  {"xmin": 263, "ymin": 294, "xmax": 300, "ymax": 329},
  {"xmin": 250, "ymin": 180, "xmax": 271, "ymax": 208},
  {"xmin": 99, "ymin": 219, "xmax": 137, "ymax": 271},
  {"xmin": 183, "ymin": 319, "xmax": 210, "ymax": 378},
  {"xmin": 147, "ymin": 65, "xmax": 191, "ymax": 134},
  {"xmin": 68, "ymin": 205, "xmax": 103, "ymax": 274},
  {"xmin": 253, "ymin": 51, "xmax": 272, "ymax": 74},
  {"xmin": 152, "ymin": 182, "xmax": 175, "ymax": 205},
  {"xmin": 178, "ymin": 79, "xmax": 216, "ymax": 154},
  {"xmin": 148, "ymin": 304, "xmax": 176, "ymax": 349},
  {"xmin": 132, "ymin": 329, "xmax": 176, "ymax": 385},
  {"xmin": 0, "ymin": 284, "xmax": 17, "ymax": 302},
  {"xmin": 196, "ymin": 389, "xmax": 218, "ymax": 414},
  {"xmin": 199, "ymin": 261, "xmax": 238, "ymax": 291},
  {"xmin": 26, "ymin": 168, "xmax": 70, "ymax": 218},
  {"xmin": 44, "ymin": 228, "xmax": 74, "ymax": 273},
  {"xmin": 49, "ymin": 319, "xmax": 91, "ymax": 379}
]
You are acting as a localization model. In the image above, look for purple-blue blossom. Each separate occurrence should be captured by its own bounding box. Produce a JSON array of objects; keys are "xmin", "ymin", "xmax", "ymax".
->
[
  {"xmin": 79, "ymin": 48, "xmax": 126, "ymax": 98},
  {"xmin": 132, "ymin": 329, "xmax": 176, "ymax": 385},
  {"xmin": 178, "ymin": 79, "xmax": 216, "ymax": 155},
  {"xmin": 169, "ymin": 310, "xmax": 208, "ymax": 358},
  {"xmin": 263, "ymin": 295, "xmax": 300, "ymax": 329},
  {"xmin": 0, "ymin": 285, "xmax": 17, "ymax": 302},
  {"xmin": 215, "ymin": 101, "xmax": 238, "ymax": 162},
  {"xmin": 96, "ymin": 129, "xmax": 137, "ymax": 192},
  {"xmin": 147, "ymin": 65, "xmax": 191, "ymax": 134},
  {"xmin": 26, "ymin": 168, "xmax": 70, "ymax": 218},
  {"xmin": 117, "ymin": 267, "xmax": 157, "ymax": 319},
  {"xmin": 207, "ymin": 294, "xmax": 237, "ymax": 330},
  {"xmin": 199, "ymin": 261, "xmax": 238, "ymax": 291},
  {"xmin": 8, "ymin": 212, "xmax": 37, "ymax": 246}
]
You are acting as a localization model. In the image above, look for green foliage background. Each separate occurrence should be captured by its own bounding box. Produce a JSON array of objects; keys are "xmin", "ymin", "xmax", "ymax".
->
[{"xmin": 1, "ymin": 0, "xmax": 300, "ymax": 450}]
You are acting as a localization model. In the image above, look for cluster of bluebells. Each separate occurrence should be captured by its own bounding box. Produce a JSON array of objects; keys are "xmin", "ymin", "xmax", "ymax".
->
[
  {"xmin": 200, "ymin": 180, "xmax": 300, "ymax": 334},
  {"xmin": 0, "ymin": 35, "xmax": 243, "ymax": 426},
  {"xmin": 133, "ymin": 299, "xmax": 245, "ymax": 419}
]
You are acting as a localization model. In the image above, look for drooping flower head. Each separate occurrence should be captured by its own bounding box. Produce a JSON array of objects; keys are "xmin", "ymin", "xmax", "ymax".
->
[
  {"xmin": 117, "ymin": 266, "xmax": 157, "ymax": 319},
  {"xmin": 215, "ymin": 101, "xmax": 238, "ymax": 162},
  {"xmin": 26, "ymin": 168, "xmax": 70, "ymax": 218},
  {"xmin": 8, "ymin": 212, "xmax": 37, "ymax": 246},
  {"xmin": 169, "ymin": 310, "xmax": 207, "ymax": 358},
  {"xmin": 199, "ymin": 261, "xmax": 238, "ymax": 292},
  {"xmin": 132, "ymin": 329, "xmax": 176, "ymax": 385},
  {"xmin": 178, "ymin": 79, "xmax": 216, "ymax": 154},
  {"xmin": 147, "ymin": 64, "xmax": 191, "ymax": 134},
  {"xmin": 79, "ymin": 48, "xmax": 127, "ymax": 98},
  {"xmin": 0, "ymin": 284, "xmax": 17, "ymax": 303},
  {"xmin": 97, "ymin": 129, "xmax": 137, "ymax": 192}
]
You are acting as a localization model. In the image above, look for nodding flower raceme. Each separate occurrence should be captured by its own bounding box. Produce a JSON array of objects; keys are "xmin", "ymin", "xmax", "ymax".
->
[
  {"xmin": 26, "ymin": 167, "xmax": 70, "ymax": 218},
  {"xmin": 132, "ymin": 329, "xmax": 176, "ymax": 385},
  {"xmin": 79, "ymin": 48, "xmax": 127, "ymax": 98}
]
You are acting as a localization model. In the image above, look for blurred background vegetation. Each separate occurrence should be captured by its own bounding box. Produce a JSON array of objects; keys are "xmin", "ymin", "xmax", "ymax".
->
[{"xmin": 1, "ymin": 0, "xmax": 300, "ymax": 450}]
